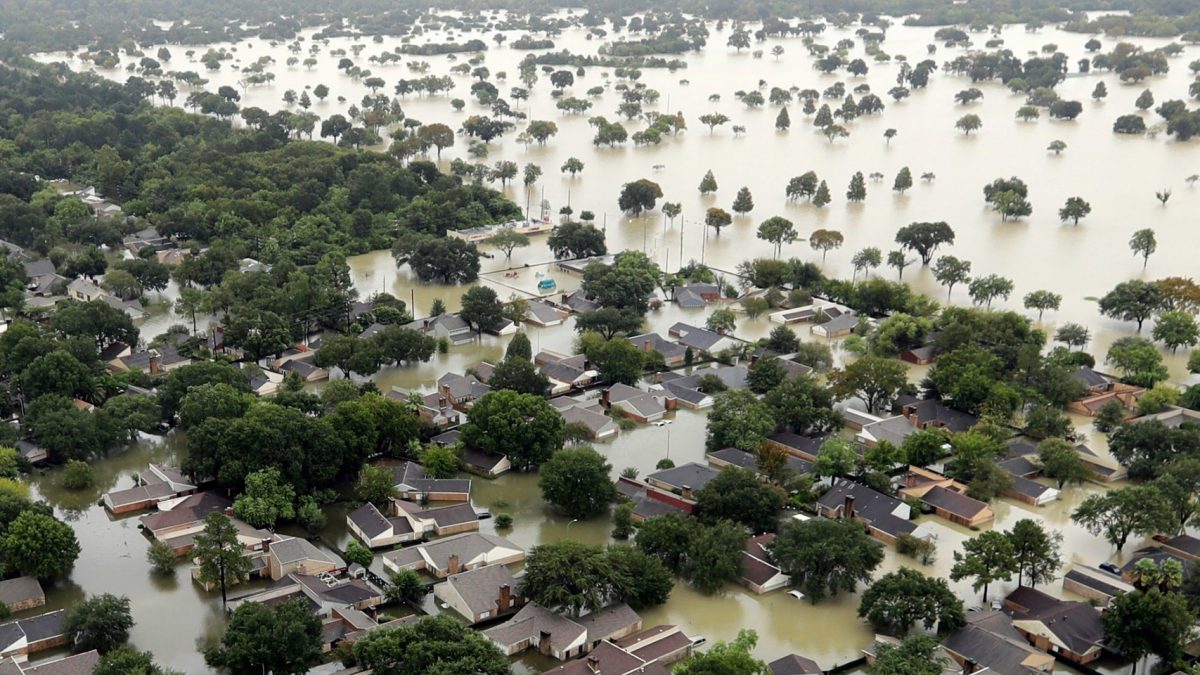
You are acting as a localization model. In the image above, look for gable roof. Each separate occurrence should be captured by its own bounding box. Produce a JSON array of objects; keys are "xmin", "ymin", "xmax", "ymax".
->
[
  {"xmin": 646, "ymin": 462, "xmax": 720, "ymax": 491},
  {"xmin": 768, "ymin": 654, "xmax": 822, "ymax": 675},
  {"xmin": 483, "ymin": 602, "xmax": 585, "ymax": 651},
  {"xmin": 942, "ymin": 611, "xmax": 1054, "ymax": 675},
  {"xmin": 444, "ymin": 564, "xmax": 518, "ymax": 616},
  {"xmin": 271, "ymin": 537, "xmax": 343, "ymax": 567},
  {"xmin": 922, "ymin": 485, "xmax": 991, "ymax": 520},
  {"xmin": 1006, "ymin": 588, "xmax": 1103, "ymax": 656}
]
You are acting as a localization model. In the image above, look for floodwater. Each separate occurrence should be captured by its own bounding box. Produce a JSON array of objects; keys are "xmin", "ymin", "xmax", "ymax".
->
[{"xmin": 23, "ymin": 13, "xmax": 1200, "ymax": 674}]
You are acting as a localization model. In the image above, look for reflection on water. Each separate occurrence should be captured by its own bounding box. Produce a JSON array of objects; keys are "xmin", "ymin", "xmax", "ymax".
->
[{"xmin": 23, "ymin": 13, "xmax": 1199, "ymax": 674}]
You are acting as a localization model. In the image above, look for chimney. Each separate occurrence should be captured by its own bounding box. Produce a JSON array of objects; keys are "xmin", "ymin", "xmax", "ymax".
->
[
  {"xmin": 843, "ymin": 495, "xmax": 856, "ymax": 519},
  {"xmin": 587, "ymin": 656, "xmax": 601, "ymax": 673},
  {"xmin": 643, "ymin": 339, "xmax": 653, "ymax": 353},
  {"xmin": 498, "ymin": 583, "xmax": 512, "ymax": 613},
  {"xmin": 964, "ymin": 658, "xmax": 978, "ymax": 673},
  {"xmin": 681, "ymin": 485, "xmax": 694, "ymax": 501},
  {"xmin": 539, "ymin": 630, "xmax": 553, "ymax": 657},
  {"xmin": 600, "ymin": 389, "xmax": 610, "ymax": 407},
  {"xmin": 447, "ymin": 554, "xmax": 460, "ymax": 575},
  {"xmin": 149, "ymin": 350, "xmax": 160, "ymax": 375}
]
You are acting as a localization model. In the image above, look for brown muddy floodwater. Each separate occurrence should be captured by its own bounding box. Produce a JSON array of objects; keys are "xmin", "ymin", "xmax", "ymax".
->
[{"xmin": 25, "ymin": 12, "xmax": 1200, "ymax": 673}]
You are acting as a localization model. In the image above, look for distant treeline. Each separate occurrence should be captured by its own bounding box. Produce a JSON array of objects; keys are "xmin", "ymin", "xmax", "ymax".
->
[{"xmin": 1, "ymin": 0, "xmax": 1199, "ymax": 53}]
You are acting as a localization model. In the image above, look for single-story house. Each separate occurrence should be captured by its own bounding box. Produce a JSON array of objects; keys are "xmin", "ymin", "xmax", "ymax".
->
[
  {"xmin": 1159, "ymin": 533, "xmax": 1200, "ymax": 561},
  {"xmin": 602, "ymin": 383, "xmax": 667, "ymax": 424},
  {"xmin": 816, "ymin": 480, "xmax": 933, "ymax": 545},
  {"xmin": 894, "ymin": 396, "xmax": 979, "ymax": 434},
  {"xmin": 433, "ymin": 563, "xmax": 524, "ymax": 625},
  {"xmin": 543, "ymin": 641, "xmax": 668, "ymax": 675},
  {"xmin": 484, "ymin": 603, "xmax": 641, "ymax": 661},
  {"xmin": 407, "ymin": 314, "xmax": 475, "ymax": 345},
  {"xmin": 644, "ymin": 463, "xmax": 720, "ymax": 499},
  {"xmin": 810, "ymin": 310, "xmax": 859, "ymax": 338},
  {"xmin": 0, "ymin": 610, "xmax": 67, "ymax": 660},
  {"xmin": 707, "ymin": 448, "xmax": 812, "ymax": 479},
  {"xmin": 389, "ymin": 462, "xmax": 471, "ymax": 502},
  {"xmin": 0, "ymin": 649, "xmax": 99, "ymax": 674},
  {"xmin": 628, "ymin": 333, "xmax": 687, "ymax": 367},
  {"xmin": 741, "ymin": 534, "xmax": 789, "ymax": 594},
  {"xmin": 614, "ymin": 624, "xmax": 694, "ymax": 667},
  {"xmin": 615, "ymin": 477, "xmax": 694, "ymax": 522},
  {"xmin": 561, "ymin": 404, "xmax": 618, "ymax": 440},
  {"xmin": 227, "ymin": 573, "xmax": 384, "ymax": 617},
  {"xmin": 940, "ymin": 610, "xmax": 1055, "ymax": 675},
  {"xmin": 0, "ymin": 578, "xmax": 43, "ymax": 614},
  {"xmin": 857, "ymin": 414, "xmax": 918, "ymax": 448},
  {"xmin": 667, "ymin": 322, "xmax": 741, "ymax": 355},
  {"xmin": 899, "ymin": 345, "xmax": 938, "ymax": 366},
  {"xmin": 13, "ymin": 442, "xmax": 46, "ymax": 466},
  {"xmin": 139, "ymin": 492, "xmax": 233, "ymax": 543},
  {"xmin": 66, "ymin": 278, "xmax": 104, "ymax": 303},
  {"xmin": 525, "ymin": 301, "xmax": 566, "ymax": 327},
  {"xmin": 391, "ymin": 500, "xmax": 480, "ymax": 538},
  {"xmin": 103, "ymin": 464, "xmax": 198, "ymax": 514},
  {"xmin": 768, "ymin": 653, "xmax": 823, "ymax": 675},
  {"xmin": 280, "ymin": 358, "xmax": 330, "ymax": 382},
  {"xmin": 899, "ymin": 466, "xmax": 994, "ymax": 527},
  {"xmin": 346, "ymin": 502, "xmax": 417, "ymax": 549},
  {"xmin": 462, "ymin": 448, "xmax": 511, "ymax": 478},
  {"xmin": 382, "ymin": 532, "xmax": 524, "ymax": 578},
  {"xmin": 267, "ymin": 537, "xmax": 344, "ymax": 581},
  {"xmin": 536, "ymin": 352, "xmax": 598, "ymax": 394},
  {"xmin": 764, "ymin": 432, "xmax": 829, "ymax": 462},
  {"xmin": 435, "ymin": 372, "xmax": 491, "ymax": 410},
  {"xmin": 1003, "ymin": 586, "xmax": 1104, "ymax": 665},
  {"xmin": 1061, "ymin": 565, "xmax": 1134, "ymax": 607}
]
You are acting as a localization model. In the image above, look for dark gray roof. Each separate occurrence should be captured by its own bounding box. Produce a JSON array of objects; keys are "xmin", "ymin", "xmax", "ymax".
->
[
  {"xmin": 817, "ymin": 480, "xmax": 916, "ymax": 537},
  {"xmin": 348, "ymin": 503, "xmax": 392, "ymax": 539},
  {"xmin": 667, "ymin": 322, "xmax": 725, "ymax": 351},
  {"xmin": 768, "ymin": 654, "xmax": 822, "ymax": 675},
  {"xmin": 998, "ymin": 456, "xmax": 1039, "ymax": 478},
  {"xmin": 942, "ymin": 611, "xmax": 1047, "ymax": 675},
  {"xmin": 768, "ymin": 432, "xmax": 828, "ymax": 457},
  {"xmin": 1070, "ymin": 366, "xmax": 1110, "ymax": 389},
  {"xmin": 445, "ymin": 564, "xmax": 518, "ymax": 616},
  {"xmin": 575, "ymin": 603, "xmax": 640, "ymax": 642},
  {"xmin": 921, "ymin": 485, "xmax": 990, "ymax": 519},
  {"xmin": 14, "ymin": 609, "xmax": 66, "ymax": 643},
  {"xmin": 0, "ymin": 577, "xmax": 42, "ymax": 608},
  {"xmin": 1009, "ymin": 475, "xmax": 1054, "ymax": 500},
  {"xmin": 646, "ymin": 462, "xmax": 720, "ymax": 491},
  {"xmin": 462, "ymin": 447, "xmax": 506, "ymax": 471}
]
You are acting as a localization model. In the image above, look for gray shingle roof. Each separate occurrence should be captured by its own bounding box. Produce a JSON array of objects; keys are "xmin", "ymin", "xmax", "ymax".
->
[{"xmin": 444, "ymin": 564, "xmax": 518, "ymax": 616}]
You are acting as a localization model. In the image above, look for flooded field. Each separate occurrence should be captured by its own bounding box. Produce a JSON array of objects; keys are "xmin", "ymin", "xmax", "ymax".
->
[{"xmin": 23, "ymin": 12, "xmax": 1200, "ymax": 674}]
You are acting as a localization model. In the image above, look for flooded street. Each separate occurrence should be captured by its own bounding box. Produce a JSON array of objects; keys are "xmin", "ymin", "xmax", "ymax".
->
[{"xmin": 22, "ymin": 12, "xmax": 1200, "ymax": 674}]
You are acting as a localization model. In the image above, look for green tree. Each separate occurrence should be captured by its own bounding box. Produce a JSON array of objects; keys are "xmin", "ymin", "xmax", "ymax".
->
[
  {"xmin": 770, "ymin": 519, "xmax": 884, "ymax": 602},
  {"xmin": 352, "ymin": 615, "xmax": 510, "ymax": 675},
  {"xmin": 857, "ymin": 568, "xmax": 965, "ymax": 636},
  {"xmin": 95, "ymin": 645, "xmax": 171, "ymax": 675},
  {"xmin": 851, "ymin": 247, "xmax": 883, "ymax": 280},
  {"xmin": 705, "ymin": 207, "xmax": 733, "ymax": 236},
  {"xmin": 828, "ymin": 355, "xmax": 908, "ymax": 414},
  {"xmin": 618, "ymin": 178, "xmax": 664, "ymax": 215},
  {"xmin": 706, "ymin": 389, "xmax": 776, "ymax": 451},
  {"xmin": 1059, "ymin": 196, "xmax": 1092, "ymax": 224},
  {"xmin": 146, "ymin": 539, "xmax": 176, "ymax": 575},
  {"xmin": 1037, "ymin": 438, "xmax": 1091, "ymax": 489},
  {"xmin": 1099, "ymin": 280, "xmax": 1165, "ymax": 332},
  {"xmin": 592, "ymin": 337, "xmax": 646, "ymax": 385},
  {"xmin": 192, "ymin": 512, "xmax": 252, "ymax": 607},
  {"xmin": 539, "ymin": 447, "xmax": 617, "ymax": 519},
  {"xmin": 1104, "ymin": 589, "xmax": 1196, "ymax": 674},
  {"xmin": 812, "ymin": 180, "xmax": 832, "ymax": 207},
  {"xmin": 732, "ymin": 186, "xmax": 755, "ymax": 215},
  {"xmin": 955, "ymin": 113, "xmax": 982, "ymax": 134},
  {"xmin": 606, "ymin": 544, "xmax": 673, "ymax": 609},
  {"xmin": 893, "ymin": 167, "xmax": 913, "ymax": 194},
  {"xmin": 547, "ymin": 221, "xmax": 606, "ymax": 259},
  {"xmin": 483, "ymin": 229, "xmax": 530, "ymax": 262},
  {"xmin": 62, "ymin": 460, "xmax": 94, "ymax": 490},
  {"xmin": 813, "ymin": 438, "xmax": 859, "ymax": 480},
  {"xmin": 757, "ymin": 217, "xmax": 797, "ymax": 258},
  {"xmin": 1130, "ymin": 228, "xmax": 1157, "ymax": 268},
  {"xmin": 932, "ymin": 255, "xmax": 971, "ymax": 299},
  {"xmin": 385, "ymin": 568, "xmax": 425, "ymax": 606},
  {"xmin": 846, "ymin": 172, "xmax": 867, "ymax": 202},
  {"xmin": 356, "ymin": 464, "xmax": 398, "ymax": 506},
  {"xmin": 870, "ymin": 635, "xmax": 945, "ymax": 675},
  {"xmin": 232, "ymin": 467, "xmax": 296, "ymax": 529},
  {"xmin": 459, "ymin": 286, "xmax": 503, "ymax": 336},
  {"xmin": 698, "ymin": 169, "xmax": 718, "ymax": 193},
  {"xmin": 950, "ymin": 530, "xmax": 1017, "ymax": 602},
  {"xmin": 461, "ymin": 390, "xmax": 564, "ymax": 470},
  {"xmin": 64, "ymin": 593, "xmax": 133, "ymax": 654},
  {"xmin": 204, "ymin": 599, "xmax": 323, "ymax": 675},
  {"xmin": 775, "ymin": 106, "xmax": 791, "ymax": 130},
  {"xmin": 1023, "ymin": 290, "xmax": 1062, "ymax": 320},
  {"xmin": 673, "ymin": 630, "xmax": 767, "ymax": 675},
  {"xmin": 518, "ymin": 540, "xmax": 617, "ymax": 616},
  {"xmin": 1106, "ymin": 336, "xmax": 1169, "ymax": 387},
  {"xmin": 1153, "ymin": 310, "xmax": 1200, "ymax": 354},
  {"xmin": 1007, "ymin": 518, "xmax": 1062, "ymax": 587},
  {"xmin": 1072, "ymin": 484, "xmax": 1172, "ymax": 550},
  {"xmin": 0, "ymin": 510, "xmax": 80, "ymax": 579},
  {"xmin": 809, "ymin": 229, "xmax": 843, "ymax": 261},
  {"xmin": 488, "ymin": 357, "xmax": 550, "ymax": 395},
  {"xmin": 968, "ymin": 274, "xmax": 1014, "ymax": 308},
  {"xmin": 694, "ymin": 467, "xmax": 784, "ymax": 532}
]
